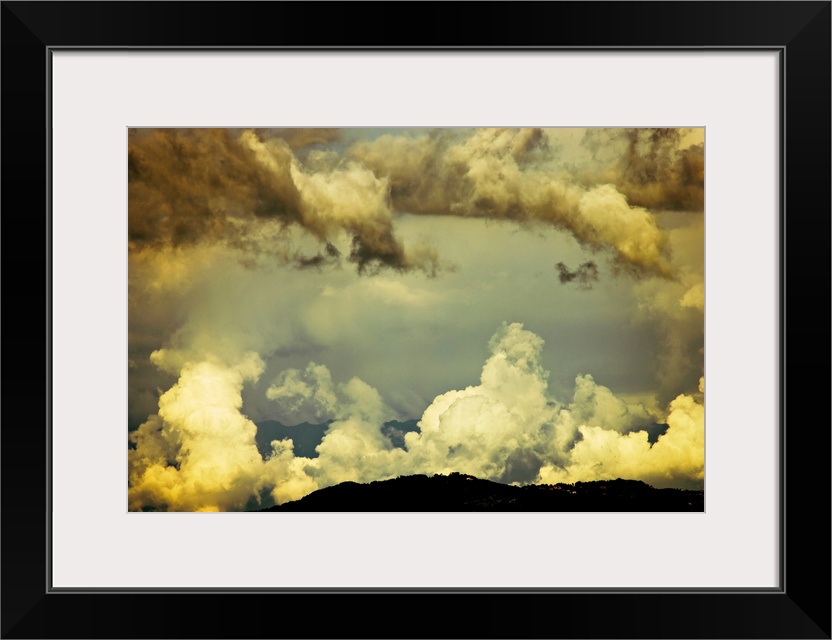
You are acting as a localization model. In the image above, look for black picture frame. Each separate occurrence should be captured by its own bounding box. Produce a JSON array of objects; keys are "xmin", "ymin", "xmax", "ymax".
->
[{"xmin": 2, "ymin": 2, "xmax": 829, "ymax": 638}]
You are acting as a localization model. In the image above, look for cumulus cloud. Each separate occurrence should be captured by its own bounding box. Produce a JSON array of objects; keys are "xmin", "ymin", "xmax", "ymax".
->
[
  {"xmin": 539, "ymin": 390, "xmax": 704, "ymax": 489},
  {"xmin": 400, "ymin": 323, "xmax": 566, "ymax": 483},
  {"xmin": 567, "ymin": 374, "xmax": 655, "ymax": 434},
  {"xmin": 263, "ymin": 363, "xmax": 405, "ymax": 490},
  {"xmin": 266, "ymin": 362, "xmax": 339, "ymax": 424},
  {"xmin": 400, "ymin": 323, "xmax": 684, "ymax": 486},
  {"xmin": 128, "ymin": 352, "xmax": 269, "ymax": 512}
]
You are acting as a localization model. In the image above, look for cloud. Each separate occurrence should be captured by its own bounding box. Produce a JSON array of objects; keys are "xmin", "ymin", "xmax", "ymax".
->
[
  {"xmin": 128, "ymin": 353, "xmax": 270, "ymax": 512},
  {"xmin": 556, "ymin": 261, "xmax": 599, "ymax": 289},
  {"xmin": 262, "ymin": 362, "xmax": 408, "ymax": 493},
  {"xmin": 265, "ymin": 362, "xmax": 339, "ymax": 424},
  {"xmin": 539, "ymin": 388, "xmax": 704, "ymax": 489},
  {"xmin": 128, "ymin": 129, "xmax": 302, "ymax": 250},
  {"xmin": 628, "ymin": 214, "xmax": 705, "ymax": 403},
  {"xmin": 400, "ymin": 323, "xmax": 564, "ymax": 483},
  {"xmin": 580, "ymin": 128, "xmax": 705, "ymax": 212},
  {"xmin": 128, "ymin": 128, "xmax": 440, "ymax": 275},
  {"xmin": 242, "ymin": 131, "xmax": 439, "ymax": 274},
  {"xmin": 568, "ymin": 373, "xmax": 655, "ymax": 434},
  {"xmin": 265, "ymin": 367, "xmax": 406, "ymax": 493},
  {"xmin": 680, "ymin": 282, "xmax": 705, "ymax": 310},
  {"xmin": 350, "ymin": 128, "xmax": 674, "ymax": 278}
]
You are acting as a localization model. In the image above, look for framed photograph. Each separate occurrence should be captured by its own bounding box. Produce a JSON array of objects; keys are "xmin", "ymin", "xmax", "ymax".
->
[
  {"xmin": 3, "ymin": 2, "xmax": 829, "ymax": 638},
  {"xmin": 125, "ymin": 123, "xmax": 708, "ymax": 518}
]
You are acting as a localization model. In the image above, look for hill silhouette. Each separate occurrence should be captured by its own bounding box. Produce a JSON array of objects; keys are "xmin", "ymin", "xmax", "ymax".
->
[{"xmin": 255, "ymin": 473, "xmax": 703, "ymax": 512}]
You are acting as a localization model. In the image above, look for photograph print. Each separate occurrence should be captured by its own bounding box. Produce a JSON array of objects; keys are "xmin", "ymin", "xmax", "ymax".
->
[{"xmin": 127, "ymin": 127, "xmax": 705, "ymax": 512}]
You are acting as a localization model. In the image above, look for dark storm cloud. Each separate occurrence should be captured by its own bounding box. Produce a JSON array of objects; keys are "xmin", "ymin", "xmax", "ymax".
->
[
  {"xmin": 556, "ymin": 261, "xmax": 599, "ymax": 289},
  {"xmin": 582, "ymin": 128, "xmax": 704, "ymax": 212},
  {"xmin": 128, "ymin": 128, "xmax": 303, "ymax": 248},
  {"xmin": 128, "ymin": 128, "xmax": 438, "ymax": 274},
  {"xmin": 294, "ymin": 242, "xmax": 342, "ymax": 271}
]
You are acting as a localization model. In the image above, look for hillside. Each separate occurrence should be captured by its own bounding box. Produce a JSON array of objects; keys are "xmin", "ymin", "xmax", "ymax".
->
[{"xmin": 256, "ymin": 473, "xmax": 703, "ymax": 512}]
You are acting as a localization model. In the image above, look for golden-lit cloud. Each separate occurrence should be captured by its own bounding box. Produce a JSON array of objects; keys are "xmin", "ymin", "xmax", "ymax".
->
[
  {"xmin": 350, "ymin": 128, "xmax": 674, "ymax": 278},
  {"xmin": 680, "ymin": 282, "xmax": 705, "ymax": 310},
  {"xmin": 128, "ymin": 353, "xmax": 269, "ymax": 511},
  {"xmin": 539, "ymin": 389, "xmax": 704, "ymax": 489},
  {"xmin": 580, "ymin": 128, "xmax": 705, "ymax": 212}
]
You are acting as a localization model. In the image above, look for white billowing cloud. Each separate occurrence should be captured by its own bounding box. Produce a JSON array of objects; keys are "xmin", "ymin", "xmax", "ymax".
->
[
  {"xmin": 577, "ymin": 185, "xmax": 669, "ymax": 277},
  {"xmin": 265, "ymin": 361, "xmax": 399, "ymax": 427},
  {"xmin": 568, "ymin": 373, "xmax": 655, "ymax": 434},
  {"xmin": 262, "ymin": 373, "xmax": 408, "ymax": 503},
  {"xmin": 128, "ymin": 352, "xmax": 269, "ymax": 512},
  {"xmin": 538, "ymin": 388, "xmax": 705, "ymax": 489},
  {"xmin": 128, "ymin": 346, "xmax": 403, "ymax": 508},
  {"xmin": 289, "ymin": 159, "xmax": 392, "ymax": 241},
  {"xmin": 261, "ymin": 438, "xmax": 321, "ymax": 506},
  {"xmin": 400, "ymin": 323, "xmax": 678, "ymax": 486},
  {"xmin": 264, "ymin": 364, "xmax": 405, "ymax": 495},
  {"xmin": 261, "ymin": 322, "xmax": 659, "ymax": 499},
  {"xmin": 266, "ymin": 362, "xmax": 339, "ymax": 424},
  {"xmin": 401, "ymin": 322, "xmax": 565, "ymax": 483}
]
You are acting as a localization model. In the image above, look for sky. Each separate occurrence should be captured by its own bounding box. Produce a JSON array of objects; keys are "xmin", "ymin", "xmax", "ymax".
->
[{"xmin": 128, "ymin": 127, "xmax": 705, "ymax": 512}]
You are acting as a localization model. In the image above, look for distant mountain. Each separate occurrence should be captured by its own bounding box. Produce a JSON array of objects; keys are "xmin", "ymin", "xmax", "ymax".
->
[
  {"xmin": 255, "ymin": 473, "xmax": 704, "ymax": 512},
  {"xmin": 255, "ymin": 418, "xmax": 421, "ymax": 459}
]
